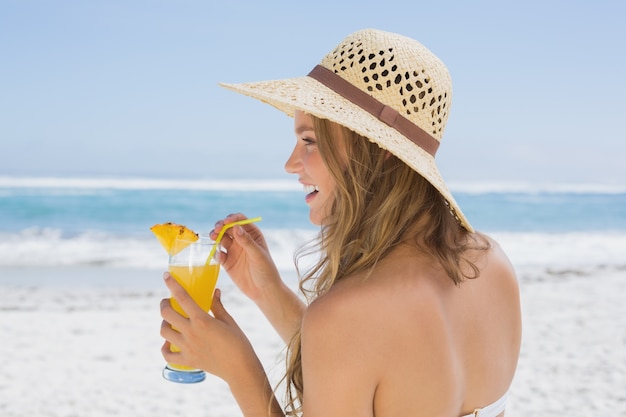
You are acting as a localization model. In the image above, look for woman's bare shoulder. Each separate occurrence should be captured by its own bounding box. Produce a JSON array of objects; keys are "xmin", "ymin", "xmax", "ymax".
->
[
  {"xmin": 478, "ymin": 234, "xmax": 519, "ymax": 289},
  {"xmin": 302, "ymin": 266, "xmax": 452, "ymax": 357}
]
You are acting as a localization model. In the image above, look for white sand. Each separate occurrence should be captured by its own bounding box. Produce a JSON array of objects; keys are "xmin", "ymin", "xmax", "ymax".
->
[{"xmin": 1, "ymin": 265, "xmax": 625, "ymax": 416}]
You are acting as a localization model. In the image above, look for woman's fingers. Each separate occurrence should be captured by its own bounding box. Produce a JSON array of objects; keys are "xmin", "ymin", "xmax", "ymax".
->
[
  {"xmin": 212, "ymin": 213, "xmax": 246, "ymax": 232},
  {"xmin": 159, "ymin": 297, "xmax": 187, "ymax": 330},
  {"xmin": 162, "ymin": 272, "xmax": 205, "ymax": 320},
  {"xmin": 210, "ymin": 214, "xmax": 248, "ymax": 253},
  {"xmin": 210, "ymin": 289, "xmax": 234, "ymax": 325},
  {"xmin": 160, "ymin": 340, "xmax": 182, "ymax": 365},
  {"xmin": 160, "ymin": 319, "xmax": 183, "ymax": 346},
  {"xmin": 217, "ymin": 232, "xmax": 233, "ymax": 250}
]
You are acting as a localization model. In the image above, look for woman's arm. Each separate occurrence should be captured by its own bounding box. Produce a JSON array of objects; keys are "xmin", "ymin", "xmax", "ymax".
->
[
  {"xmin": 211, "ymin": 214, "xmax": 305, "ymax": 343},
  {"xmin": 299, "ymin": 292, "xmax": 379, "ymax": 417}
]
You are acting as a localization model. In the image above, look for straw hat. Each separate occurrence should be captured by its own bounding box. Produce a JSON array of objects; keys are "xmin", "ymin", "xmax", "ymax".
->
[{"xmin": 220, "ymin": 28, "xmax": 472, "ymax": 231}]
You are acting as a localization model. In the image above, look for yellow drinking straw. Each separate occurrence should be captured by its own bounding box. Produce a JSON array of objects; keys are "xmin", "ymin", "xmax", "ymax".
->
[{"xmin": 207, "ymin": 216, "xmax": 262, "ymax": 264}]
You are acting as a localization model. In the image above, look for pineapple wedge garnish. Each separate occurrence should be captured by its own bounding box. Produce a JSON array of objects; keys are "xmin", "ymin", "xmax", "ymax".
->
[{"xmin": 150, "ymin": 222, "xmax": 199, "ymax": 255}]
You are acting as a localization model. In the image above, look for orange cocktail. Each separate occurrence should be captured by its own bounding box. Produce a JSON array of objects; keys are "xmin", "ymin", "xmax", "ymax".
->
[
  {"xmin": 164, "ymin": 237, "xmax": 220, "ymax": 383},
  {"xmin": 168, "ymin": 263, "xmax": 220, "ymax": 318}
]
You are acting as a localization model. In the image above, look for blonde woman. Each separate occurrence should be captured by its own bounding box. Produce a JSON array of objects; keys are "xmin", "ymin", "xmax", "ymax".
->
[{"xmin": 160, "ymin": 29, "xmax": 522, "ymax": 417}]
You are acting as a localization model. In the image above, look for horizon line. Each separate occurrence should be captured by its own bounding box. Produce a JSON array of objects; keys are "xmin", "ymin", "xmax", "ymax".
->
[{"xmin": 1, "ymin": 175, "xmax": 625, "ymax": 194}]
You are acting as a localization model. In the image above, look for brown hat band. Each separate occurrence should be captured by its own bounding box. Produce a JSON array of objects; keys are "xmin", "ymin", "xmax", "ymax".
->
[{"xmin": 307, "ymin": 65, "xmax": 440, "ymax": 157}]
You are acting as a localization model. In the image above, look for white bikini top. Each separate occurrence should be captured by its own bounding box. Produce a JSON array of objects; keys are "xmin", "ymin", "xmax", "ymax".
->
[{"xmin": 460, "ymin": 391, "xmax": 508, "ymax": 417}]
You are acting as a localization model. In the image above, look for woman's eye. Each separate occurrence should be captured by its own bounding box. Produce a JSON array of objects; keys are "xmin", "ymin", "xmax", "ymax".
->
[{"xmin": 302, "ymin": 137, "xmax": 316, "ymax": 145}]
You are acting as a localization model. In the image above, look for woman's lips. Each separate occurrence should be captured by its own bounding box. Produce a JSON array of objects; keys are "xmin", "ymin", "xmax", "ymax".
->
[{"xmin": 303, "ymin": 184, "xmax": 319, "ymax": 203}]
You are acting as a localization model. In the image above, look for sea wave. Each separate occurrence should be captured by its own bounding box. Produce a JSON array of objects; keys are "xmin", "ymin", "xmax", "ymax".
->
[
  {"xmin": 447, "ymin": 180, "xmax": 626, "ymax": 195},
  {"xmin": 0, "ymin": 176, "xmax": 301, "ymax": 192},
  {"xmin": 0, "ymin": 227, "xmax": 317, "ymax": 271},
  {"xmin": 2, "ymin": 176, "xmax": 626, "ymax": 194},
  {"xmin": 1, "ymin": 228, "xmax": 624, "ymax": 274}
]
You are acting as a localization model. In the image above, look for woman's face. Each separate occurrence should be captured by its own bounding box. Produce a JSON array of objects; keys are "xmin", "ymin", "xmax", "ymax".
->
[{"xmin": 285, "ymin": 111, "xmax": 337, "ymax": 226}]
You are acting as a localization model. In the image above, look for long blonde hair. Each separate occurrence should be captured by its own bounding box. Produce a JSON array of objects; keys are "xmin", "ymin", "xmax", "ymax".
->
[{"xmin": 281, "ymin": 116, "xmax": 489, "ymax": 415}]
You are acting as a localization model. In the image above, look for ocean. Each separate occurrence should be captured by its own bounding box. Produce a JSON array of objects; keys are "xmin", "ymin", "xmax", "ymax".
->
[
  {"xmin": 2, "ymin": 176, "xmax": 626, "ymax": 417},
  {"xmin": 1, "ymin": 176, "xmax": 625, "ymax": 279}
]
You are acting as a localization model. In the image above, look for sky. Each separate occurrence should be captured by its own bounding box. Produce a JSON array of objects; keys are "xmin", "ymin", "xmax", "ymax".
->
[{"xmin": 1, "ymin": 0, "xmax": 625, "ymax": 186}]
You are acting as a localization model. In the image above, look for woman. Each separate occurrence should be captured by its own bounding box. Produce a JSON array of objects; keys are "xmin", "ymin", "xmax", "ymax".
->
[{"xmin": 160, "ymin": 29, "xmax": 522, "ymax": 417}]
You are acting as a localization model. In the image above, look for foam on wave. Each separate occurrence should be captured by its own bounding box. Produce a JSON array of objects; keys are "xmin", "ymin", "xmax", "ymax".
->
[
  {"xmin": 3, "ymin": 176, "xmax": 626, "ymax": 194},
  {"xmin": 1, "ymin": 228, "xmax": 624, "ymax": 273}
]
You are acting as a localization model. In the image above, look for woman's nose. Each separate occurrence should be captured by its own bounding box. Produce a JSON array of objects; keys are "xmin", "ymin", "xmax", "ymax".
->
[{"xmin": 284, "ymin": 146, "xmax": 301, "ymax": 174}]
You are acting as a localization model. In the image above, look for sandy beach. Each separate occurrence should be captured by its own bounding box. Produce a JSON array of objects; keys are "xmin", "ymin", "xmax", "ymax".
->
[{"xmin": 1, "ymin": 265, "xmax": 625, "ymax": 416}]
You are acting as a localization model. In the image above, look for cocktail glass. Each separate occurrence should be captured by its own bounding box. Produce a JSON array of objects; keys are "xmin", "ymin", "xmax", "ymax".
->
[{"xmin": 163, "ymin": 237, "xmax": 220, "ymax": 383}]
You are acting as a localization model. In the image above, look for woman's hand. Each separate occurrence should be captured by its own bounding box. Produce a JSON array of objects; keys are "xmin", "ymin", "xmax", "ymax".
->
[
  {"xmin": 211, "ymin": 213, "xmax": 306, "ymax": 344},
  {"xmin": 210, "ymin": 213, "xmax": 282, "ymax": 302},
  {"xmin": 160, "ymin": 273, "xmax": 285, "ymax": 416},
  {"xmin": 160, "ymin": 272, "xmax": 262, "ymax": 382}
]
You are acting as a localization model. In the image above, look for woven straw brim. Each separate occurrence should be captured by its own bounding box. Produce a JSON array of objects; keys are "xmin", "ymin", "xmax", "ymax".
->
[{"xmin": 219, "ymin": 77, "xmax": 472, "ymax": 232}]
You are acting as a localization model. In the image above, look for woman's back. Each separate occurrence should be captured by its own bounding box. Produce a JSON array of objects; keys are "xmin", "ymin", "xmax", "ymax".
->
[{"xmin": 300, "ymin": 236, "xmax": 521, "ymax": 417}]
